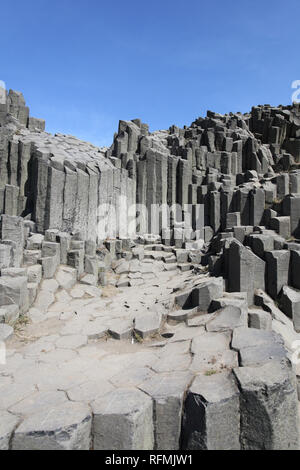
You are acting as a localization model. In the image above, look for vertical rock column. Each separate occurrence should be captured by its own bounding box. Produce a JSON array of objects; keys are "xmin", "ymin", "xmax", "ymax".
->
[
  {"xmin": 220, "ymin": 190, "xmax": 234, "ymax": 230},
  {"xmin": 177, "ymin": 159, "xmax": 191, "ymax": 226},
  {"xmin": 97, "ymin": 165, "xmax": 110, "ymax": 242},
  {"xmin": 62, "ymin": 166, "xmax": 78, "ymax": 233},
  {"xmin": 227, "ymin": 240, "xmax": 265, "ymax": 305},
  {"xmin": 265, "ymin": 250, "xmax": 291, "ymax": 300},
  {"xmin": 0, "ymin": 215, "xmax": 24, "ymax": 267},
  {"xmin": 118, "ymin": 168, "xmax": 128, "ymax": 238},
  {"xmin": 282, "ymin": 194, "xmax": 300, "ymax": 237},
  {"xmin": 18, "ymin": 140, "xmax": 31, "ymax": 215},
  {"xmin": 0, "ymin": 131, "xmax": 9, "ymax": 212},
  {"xmin": 234, "ymin": 362, "xmax": 299, "ymax": 450},
  {"xmin": 237, "ymin": 188, "xmax": 251, "ymax": 226},
  {"xmin": 146, "ymin": 150, "xmax": 157, "ymax": 233},
  {"xmin": 73, "ymin": 168, "xmax": 89, "ymax": 239},
  {"xmin": 209, "ymin": 191, "xmax": 221, "ymax": 233},
  {"xmin": 250, "ymin": 187, "xmax": 265, "ymax": 226},
  {"xmin": 86, "ymin": 165, "xmax": 99, "ymax": 242},
  {"xmin": 106, "ymin": 167, "xmax": 116, "ymax": 238},
  {"xmin": 44, "ymin": 163, "xmax": 65, "ymax": 231},
  {"xmin": 33, "ymin": 150, "xmax": 50, "ymax": 233},
  {"xmin": 182, "ymin": 372, "xmax": 240, "ymax": 450},
  {"xmin": 155, "ymin": 152, "xmax": 168, "ymax": 234},
  {"xmin": 136, "ymin": 158, "xmax": 148, "ymax": 236},
  {"xmin": 167, "ymin": 156, "xmax": 179, "ymax": 230}
]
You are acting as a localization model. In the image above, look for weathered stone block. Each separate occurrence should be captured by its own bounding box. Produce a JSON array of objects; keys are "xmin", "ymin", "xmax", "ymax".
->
[
  {"xmin": 67, "ymin": 250, "xmax": 84, "ymax": 278},
  {"xmin": 92, "ymin": 389, "xmax": 154, "ymax": 450},
  {"xmin": 139, "ymin": 371, "xmax": 192, "ymax": 450},
  {"xmin": 12, "ymin": 402, "xmax": 92, "ymax": 450},
  {"xmin": 227, "ymin": 240, "xmax": 265, "ymax": 304},
  {"xmin": 0, "ymin": 276, "xmax": 28, "ymax": 313},
  {"xmin": 269, "ymin": 216, "xmax": 291, "ymax": 239},
  {"xmin": 0, "ymin": 215, "xmax": 24, "ymax": 267},
  {"xmin": 234, "ymin": 362, "xmax": 299, "ymax": 450},
  {"xmin": 279, "ymin": 285, "xmax": 300, "ymax": 332},
  {"xmin": 226, "ymin": 212, "xmax": 241, "ymax": 229},
  {"xmin": 192, "ymin": 277, "xmax": 224, "ymax": 312},
  {"xmin": 265, "ymin": 250, "xmax": 290, "ymax": 299},
  {"xmin": 248, "ymin": 307, "xmax": 272, "ymax": 330},
  {"xmin": 182, "ymin": 372, "xmax": 240, "ymax": 450}
]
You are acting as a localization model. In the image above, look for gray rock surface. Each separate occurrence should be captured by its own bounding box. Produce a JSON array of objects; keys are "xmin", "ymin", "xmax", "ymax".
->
[
  {"xmin": 0, "ymin": 412, "xmax": 20, "ymax": 450},
  {"xmin": 182, "ymin": 371, "xmax": 240, "ymax": 450},
  {"xmin": 92, "ymin": 388, "xmax": 154, "ymax": 450},
  {"xmin": 234, "ymin": 362, "xmax": 299, "ymax": 450},
  {"xmin": 139, "ymin": 371, "xmax": 192, "ymax": 450},
  {"xmin": 12, "ymin": 402, "xmax": 92, "ymax": 450},
  {"xmin": 0, "ymin": 89, "xmax": 300, "ymax": 451}
]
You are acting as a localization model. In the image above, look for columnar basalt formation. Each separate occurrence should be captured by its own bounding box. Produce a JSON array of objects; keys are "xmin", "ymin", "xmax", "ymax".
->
[{"xmin": 0, "ymin": 88, "xmax": 300, "ymax": 450}]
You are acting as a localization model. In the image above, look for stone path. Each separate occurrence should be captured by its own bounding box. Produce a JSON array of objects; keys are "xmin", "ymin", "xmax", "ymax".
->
[
  {"xmin": 0, "ymin": 262, "xmax": 199, "ymax": 449},
  {"xmin": 1, "ymin": 257, "xmax": 300, "ymax": 450}
]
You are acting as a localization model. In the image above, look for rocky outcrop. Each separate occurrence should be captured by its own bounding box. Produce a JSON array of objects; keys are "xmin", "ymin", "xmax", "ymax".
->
[{"xmin": 1, "ymin": 88, "xmax": 300, "ymax": 451}]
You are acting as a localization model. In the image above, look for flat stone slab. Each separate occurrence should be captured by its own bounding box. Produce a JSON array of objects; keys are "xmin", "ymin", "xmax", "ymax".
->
[
  {"xmin": 110, "ymin": 367, "xmax": 154, "ymax": 388},
  {"xmin": 167, "ymin": 307, "xmax": 198, "ymax": 323},
  {"xmin": 67, "ymin": 380, "xmax": 115, "ymax": 403},
  {"xmin": 187, "ymin": 313, "xmax": 217, "ymax": 327},
  {"xmin": 239, "ymin": 343, "xmax": 288, "ymax": 367},
  {"xmin": 12, "ymin": 402, "xmax": 92, "ymax": 450},
  {"xmin": 8, "ymin": 390, "xmax": 67, "ymax": 416},
  {"xmin": 169, "ymin": 326, "xmax": 205, "ymax": 343},
  {"xmin": 161, "ymin": 340, "xmax": 191, "ymax": 355},
  {"xmin": 191, "ymin": 332, "xmax": 231, "ymax": 354},
  {"xmin": 0, "ymin": 384, "xmax": 36, "ymax": 410},
  {"xmin": 231, "ymin": 327, "xmax": 284, "ymax": 351},
  {"xmin": 152, "ymin": 353, "xmax": 192, "ymax": 373},
  {"xmin": 92, "ymin": 388, "xmax": 154, "ymax": 450},
  {"xmin": 39, "ymin": 348, "xmax": 77, "ymax": 364},
  {"xmin": 56, "ymin": 334, "xmax": 88, "ymax": 349},
  {"xmin": 190, "ymin": 350, "xmax": 239, "ymax": 374},
  {"xmin": 206, "ymin": 306, "xmax": 247, "ymax": 332}
]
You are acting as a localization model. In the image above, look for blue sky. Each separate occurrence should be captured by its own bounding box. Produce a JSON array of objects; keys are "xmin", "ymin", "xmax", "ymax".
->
[{"xmin": 2, "ymin": 0, "xmax": 300, "ymax": 147}]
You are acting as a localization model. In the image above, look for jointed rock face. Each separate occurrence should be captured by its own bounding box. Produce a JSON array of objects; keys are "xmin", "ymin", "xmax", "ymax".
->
[{"xmin": 0, "ymin": 89, "xmax": 300, "ymax": 450}]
